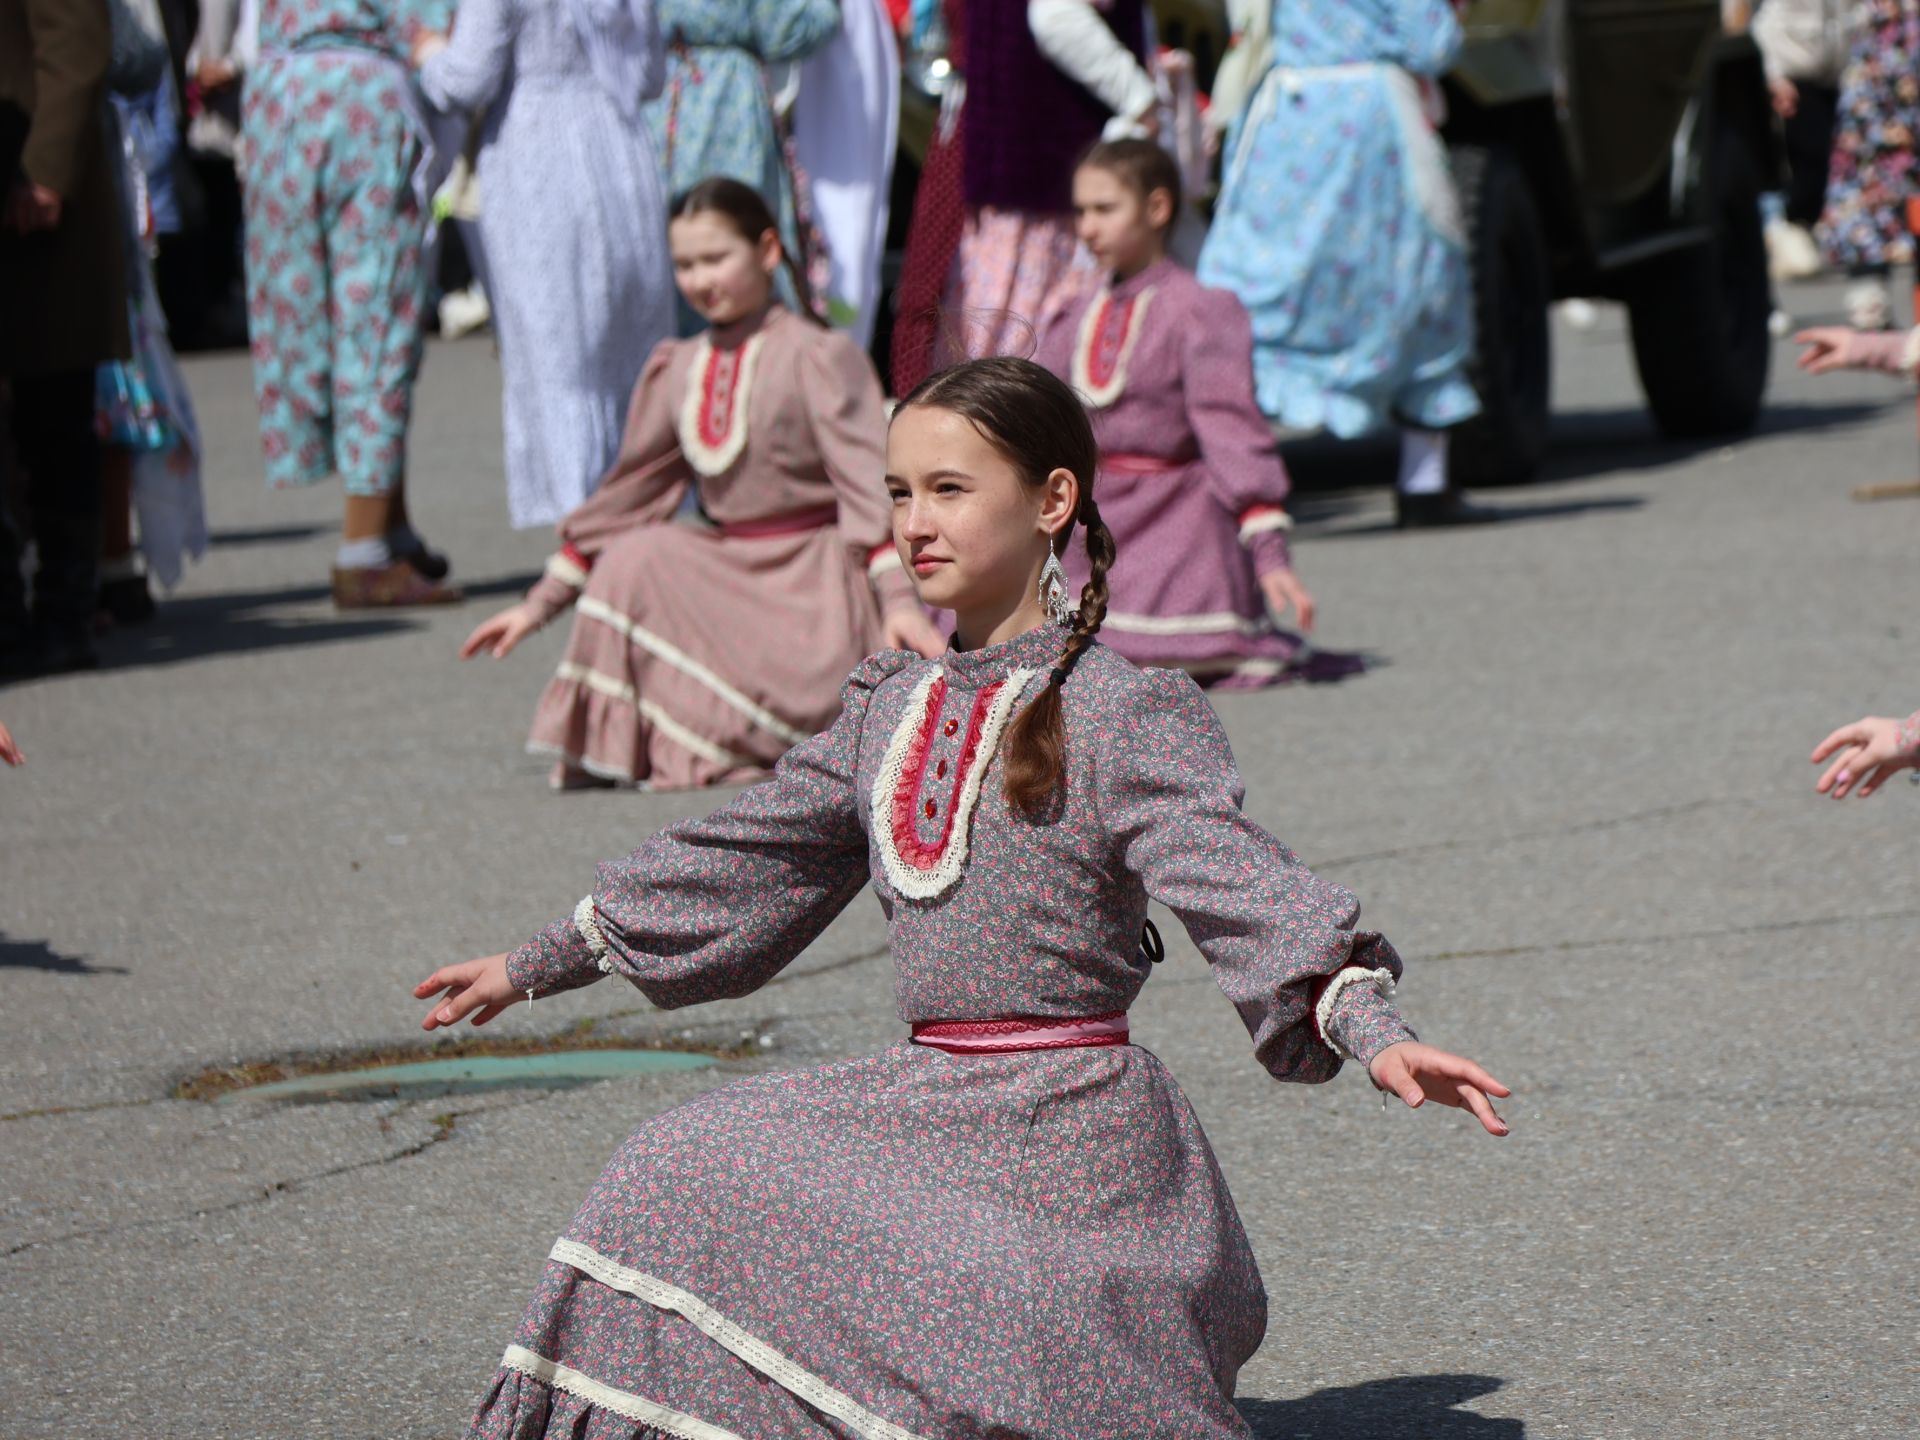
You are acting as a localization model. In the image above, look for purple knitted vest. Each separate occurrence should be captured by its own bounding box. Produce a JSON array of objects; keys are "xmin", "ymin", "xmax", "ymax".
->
[{"xmin": 962, "ymin": 0, "xmax": 1148, "ymax": 213}]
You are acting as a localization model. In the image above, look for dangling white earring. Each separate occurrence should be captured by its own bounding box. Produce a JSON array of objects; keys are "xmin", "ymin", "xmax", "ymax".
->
[{"xmin": 1039, "ymin": 550, "xmax": 1074, "ymax": 624}]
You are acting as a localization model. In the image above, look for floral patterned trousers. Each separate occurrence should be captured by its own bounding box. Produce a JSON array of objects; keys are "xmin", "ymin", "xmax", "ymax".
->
[{"xmin": 241, "ymin": 51, "xmax": 427, "ymax": 497}]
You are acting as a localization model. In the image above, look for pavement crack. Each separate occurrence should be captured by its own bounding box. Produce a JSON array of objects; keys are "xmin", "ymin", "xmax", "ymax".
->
[
  {"xmin": 1, "ymin": 1098, "xmax": 539, "ymax": 1259},
  {"xmin": 1422, "ymin": 904, "xmax": 1920, "ymax": 962},
  {"xmin": 0, "ymin": 1096, "xmax": 162, "ymax": 1123},
  {"xmin": 1314, "ymin": 797, "xmax": 1739, "ymax": 870}
]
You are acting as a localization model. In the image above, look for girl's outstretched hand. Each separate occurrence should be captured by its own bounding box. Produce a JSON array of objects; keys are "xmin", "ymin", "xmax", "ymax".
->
[
  {"xmin": 0, "ymin": 720, "xmax": 22, "ymax": 767},
  {"xmin": 1367, "ymin": 1041, "xmax": 1511, "ymax": 1136},
  {"xmin": 414, "ymin": 952, "xmax": 519, "ymax": 1030},
  {"xmin": 1260, "ymin": 568, "xmax": 1316, "ymax": 634},
  {"xmin": 460, "ymin": 602, "xmax": 540, "ymax": 659},
  {"xmin": 1812, "ymin": 714, "xmax": 1920, "ymax": 798}
]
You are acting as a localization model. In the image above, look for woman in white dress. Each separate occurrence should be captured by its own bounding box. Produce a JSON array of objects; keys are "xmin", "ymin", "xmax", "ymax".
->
[{"xmin": 417, "ymin": 0, "xmax": 674, "ymax": 528}]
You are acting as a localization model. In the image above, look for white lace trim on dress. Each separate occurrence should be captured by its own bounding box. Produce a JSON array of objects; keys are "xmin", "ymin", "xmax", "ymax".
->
[
  {"xmin": 677, "ymin": 332, "xmax": 766, "ymax": 477},
  {"xmin": 548, "ymin": 661, "xmax": 763, "ymax": 772},
  {"xmin": 549, "ymin": 1239, "xmax": 932, "ymax": 1440},
  {"xmin": 1315, "ymin": 965, "xmax": 1397, "ymax": 1062},
  {"xmin": 1103, "ymin": 609, "xmax": 1273, "ymax": 637},
  {"xmin": 572, "ymin": 895, "xmax": 614, "ymax": 974},
  {"xmin": 500, "ymin": 1344, "xmax": 745, "ymax": 1440},
  {"xmin": 575, "ymin": 596, "xmax": 811, "ymax": 745},
  {"xmin": 870, "ymin": 668, "xmax": 1038, "ymax": 901},
  {"xmin": 1070, "ymin": 286, "xmax": 1155, "ymax": 409}
]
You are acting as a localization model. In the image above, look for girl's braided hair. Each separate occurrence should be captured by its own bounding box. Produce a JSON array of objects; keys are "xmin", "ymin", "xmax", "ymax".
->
[{"xmin": 895, "ymin": 356, "xmax": 1115, "ymax": 816}]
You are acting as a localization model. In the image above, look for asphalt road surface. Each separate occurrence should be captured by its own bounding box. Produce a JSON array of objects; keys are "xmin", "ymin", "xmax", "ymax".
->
[{"xmin": 2, "ymin": 277, "xmax": 1914, "ymax": 1438}]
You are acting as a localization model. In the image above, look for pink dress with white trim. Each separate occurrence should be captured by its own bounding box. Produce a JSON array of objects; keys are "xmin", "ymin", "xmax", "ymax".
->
[
  {"xmin": 1037, "ymin": 257, "xmax": 1317, "ymax": 689},
  {"xmin": 519, "ymin": 306, "xmax": 916, "ymax": 788}
]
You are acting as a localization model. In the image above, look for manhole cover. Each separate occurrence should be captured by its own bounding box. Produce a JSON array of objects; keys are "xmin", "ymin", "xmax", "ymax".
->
[{"xmin": 214, "ymin": 1049, "xmax": 716, "ymax": 1103}]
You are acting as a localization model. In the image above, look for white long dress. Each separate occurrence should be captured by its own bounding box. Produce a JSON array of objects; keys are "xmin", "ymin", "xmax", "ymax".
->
[{"xmin": 421, "ymin": 0, "xmax": 674, "ymax": 528}]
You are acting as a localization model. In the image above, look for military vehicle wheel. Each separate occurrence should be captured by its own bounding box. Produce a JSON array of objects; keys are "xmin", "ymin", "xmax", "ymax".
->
[
  {"xmin": 1449, "ymin": 144, "xmax": 1552, "ymax": 487},
  {"xmin": 1626, "ymin": 130, "xmax": 1771, "ymax": 437}
]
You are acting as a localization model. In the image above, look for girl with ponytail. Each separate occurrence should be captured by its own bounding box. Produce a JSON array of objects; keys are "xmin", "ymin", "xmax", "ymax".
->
[{"xmin": 420, "ymin": 356, "xmax": 1509, "ymax": 1439}]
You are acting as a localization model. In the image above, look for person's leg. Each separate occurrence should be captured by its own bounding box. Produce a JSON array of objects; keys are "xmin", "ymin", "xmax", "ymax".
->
[
  {"xmin": 11, "ymin": 370, "xmax": 103, "ymax": 667},
  {"xmin": 323, "ymin": 100, "xmax": 458, "ymax": 608},
  {"xmin": 1785, "ymin": 82, "xmax": 1840, "ymax": 231},
  {"xmin": 1396, "ymin": 427, "xmax": 1448, "ymax": 496},
  {"xmin": 96, "ymin": 444, "xmax": 155, "ymax": 624},
  {"xmin": 1394, "ymin": 426, "xmax": 1500, "ymax": 529}
]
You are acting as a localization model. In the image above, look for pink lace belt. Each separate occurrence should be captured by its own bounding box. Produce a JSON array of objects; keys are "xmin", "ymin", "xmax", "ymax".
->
[
  {"xmin": 714, "ymin": 503, "xmax": 838, "ymax": 540},
  {"xmin": 1100, "ymin": 452, "xmax": 1187, "ymax": 475},
  {"xmin": 910, "ymin": 1012, "xmax": 1130, "ymax": 1054}
]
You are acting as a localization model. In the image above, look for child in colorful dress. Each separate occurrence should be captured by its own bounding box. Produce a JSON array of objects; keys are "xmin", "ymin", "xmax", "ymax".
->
[
  {"xmin": 1037, "ymin": 138, "xmax": 1319, "ymax": 687},
  {"xmin": 460, "ymin": 178, "xmax": 943, "ymax": 790},
  {"xmin": 418, "ymin": 354, "xmax": 1509, "ymax": 1439}
]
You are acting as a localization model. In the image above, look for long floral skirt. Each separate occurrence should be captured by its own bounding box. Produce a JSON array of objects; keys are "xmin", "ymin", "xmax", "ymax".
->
[
  {"xmin": 464, "ymin": 1041, "xmax": 1267, "ymax": 1439},
  {"xmin": 527, "ymin": 522, "xmax": 882, "ymax": 789}
]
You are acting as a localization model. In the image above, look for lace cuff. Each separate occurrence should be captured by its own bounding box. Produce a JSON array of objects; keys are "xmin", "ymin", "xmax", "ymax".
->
[
  {"xmin": 573, "ymin": 894, "xmax": 616, "ymax": 974},
  {"xmin": 1313, "ymin": 965, "xmax": 1403, "ymax": 1063}
]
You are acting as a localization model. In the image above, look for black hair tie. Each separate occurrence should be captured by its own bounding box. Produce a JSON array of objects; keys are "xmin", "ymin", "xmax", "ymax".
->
[
  {"xmin": 1050, "ymin": 665, "xmax": 1070, "ymax": 688},
  {"xmin": 1138, "ymin": 920, "xmax": 1165, "ymax": 965}
]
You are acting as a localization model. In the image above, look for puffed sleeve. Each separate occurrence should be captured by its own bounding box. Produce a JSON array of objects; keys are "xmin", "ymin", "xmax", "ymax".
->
[
  {"xmin": 1369, "ymin": 0, "xmax": 1463, "ymax": 76},
  {"xmin": 1100, "ymin": 669, "xmax": 1414, "ymax": 1080},
  {"xmin": 416, "ymin": 0, "xmax": 516, "ymax": 114},
  {"xmin": 746, "ymin": 0, "xmax": 841, "ymax": 63},
  {"xmin": 523, "ymin": 342, "xmax": 694, "ymax": 623},
  {"xmin": 505, "ymin": 650, "xmax": 913, "ymax": 1001},
  {"xmin": 1184, "ymin": 286, "xmax": 1294, "ymax": 578},
  {"xmin": 799, "ymin": 327, "xmax": 919, "ymax": 616}
]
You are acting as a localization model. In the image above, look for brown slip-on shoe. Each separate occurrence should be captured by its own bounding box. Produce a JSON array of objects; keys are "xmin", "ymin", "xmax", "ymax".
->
[{"xmin": 332, "ymin": 560, "xmax": 465, "ymax": 609}]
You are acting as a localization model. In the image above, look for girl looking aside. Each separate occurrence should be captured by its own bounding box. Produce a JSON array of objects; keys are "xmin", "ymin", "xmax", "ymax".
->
[
  {"xmin": 419, "ymin": 354, "xmax": 1508, "ymax": 1439},
  {"xmin": 461, "ymin": 179, "xmax": 942, "ymax": 790},
  {"xmin": 1036, "ymin": 139, "xmax": 1328, "ymax": 686}
]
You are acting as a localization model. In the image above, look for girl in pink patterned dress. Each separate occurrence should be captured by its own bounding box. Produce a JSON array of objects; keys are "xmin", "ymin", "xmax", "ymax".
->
[
  {"xmin": 460, "ymin": 179, "xmax": 942, "ymax": 790},
  {"xmin": 418, "ymin": 355, "xmax": 1509, "ymax": 1438},
  {"xmin": 1036, "ymin": 140, "xmax": 1324, "ymax": 687}
]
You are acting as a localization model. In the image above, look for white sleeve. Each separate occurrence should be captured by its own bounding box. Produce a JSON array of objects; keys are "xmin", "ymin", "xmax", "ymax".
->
[{"xmin": 1027, "ymin": 0, "xmax": 1158, "ymax": 122}]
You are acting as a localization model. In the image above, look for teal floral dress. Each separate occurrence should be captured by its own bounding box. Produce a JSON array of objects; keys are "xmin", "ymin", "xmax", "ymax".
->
[{"xmin": 643, "ymin": 0, "xmax": 840, "ymax": 331}]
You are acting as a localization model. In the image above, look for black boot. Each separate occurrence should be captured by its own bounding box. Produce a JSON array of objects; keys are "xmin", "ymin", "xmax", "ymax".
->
[{"xmin": 1395, "ymin": 488, "xmax": 1503, "ymax": 529}]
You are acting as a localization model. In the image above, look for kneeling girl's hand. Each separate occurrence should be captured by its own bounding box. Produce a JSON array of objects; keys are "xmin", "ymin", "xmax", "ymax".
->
[
  {"xmin": 1367, "ymin": 1041, "xmax": 1511, "ymax": 1136},
  {"xmin": 415, "ymin": 952, "xmax": 519, "ymax": 1030},
  {"xmin": 460, "ymin": 603, "xmax": 541, "ymax": 660}
]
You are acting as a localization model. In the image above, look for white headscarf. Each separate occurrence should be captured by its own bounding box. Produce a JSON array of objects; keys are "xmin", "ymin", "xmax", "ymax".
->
[{"xmin": 562, "ymin": 0, "xmax": 665, "ymax": 120}]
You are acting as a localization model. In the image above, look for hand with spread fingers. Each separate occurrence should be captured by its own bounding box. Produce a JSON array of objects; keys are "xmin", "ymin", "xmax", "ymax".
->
[
  {"xmin": 0, "ymin": 720, "xmax": 22, "ymax": 768},
  {"xmin": 415, "ymin": 952, "xmax": 519, "ymax": 1030},
  {"xmin": 1367, "ymin": 1041, "xmax": 1512, "ymax": 1136},
  {"xmin": 1811, "ymin": 712, "xmax": 1920, "ymax": 799}
]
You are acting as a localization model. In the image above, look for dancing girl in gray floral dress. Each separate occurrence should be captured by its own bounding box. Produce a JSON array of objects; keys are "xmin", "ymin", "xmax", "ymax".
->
[{"xmin": 416, "ymin": 357, "xmax": 1511, "ymax": 1439}]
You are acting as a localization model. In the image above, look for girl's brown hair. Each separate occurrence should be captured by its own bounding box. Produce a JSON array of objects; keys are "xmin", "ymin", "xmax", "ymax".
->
[
  {"xmin": 896, "ymin": 356, "xmax": 1115, "ymax": 817},
  {"xmin": 669, "ymin": 177, "xmax": 822, "ymax": 324},
  {"xmin": 1078, "ymin": 137, "xmax": 1183, "ymax": 232}
]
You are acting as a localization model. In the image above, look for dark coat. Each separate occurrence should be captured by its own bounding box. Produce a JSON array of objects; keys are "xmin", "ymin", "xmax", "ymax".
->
[{"xmin": 0, "ymin": 0, "xmax": 129, "ymax": 376}]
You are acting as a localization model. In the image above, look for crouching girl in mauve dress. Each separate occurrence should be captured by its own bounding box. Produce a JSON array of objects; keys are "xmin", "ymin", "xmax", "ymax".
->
[
  {"xmin": 1038, "ymin": 138, "xmax": 1326, "ymax": 687},
  {"xmin": 417, "ymin": 356, "xmax": 1509, "ymax": 1439},
  {"xmin": 460, "ymin": 178, "xmax": 943, "ymax": 790}
]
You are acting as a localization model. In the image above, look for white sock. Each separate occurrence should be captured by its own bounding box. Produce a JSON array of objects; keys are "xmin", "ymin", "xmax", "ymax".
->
[
  {"xmin": 1397, "ymin": 428, "xmax": 1449, "ymax": 496},
  {"xmin": 337, "ymin": 536, "xmax": 393, "ymax": 568}
]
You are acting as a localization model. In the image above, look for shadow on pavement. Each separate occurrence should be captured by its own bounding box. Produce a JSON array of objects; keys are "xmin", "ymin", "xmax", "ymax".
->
[
  {"xmin": 1301, "ymin": 494, "xmax": 1645, "ymax": 541},
  {"xmin": 83, "ymin": 571, "xmax": 538, "ymax": 673},
  {"xmin": 0, "ymin": 933, "xmax": 129, "ymax": 976},
  {"xmin": 1240, "ymin": 1373, "xmax": 1523, "ymax": 1438},
  {"xmin": 207, "ymin": 523, "xmax": 333, "ymax": 547},
  {"xmin": 1279, "ymin": 398, "xmax": 1894, "ymax": 495}
]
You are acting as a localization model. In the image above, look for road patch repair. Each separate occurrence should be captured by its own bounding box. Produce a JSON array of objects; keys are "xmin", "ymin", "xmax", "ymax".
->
[{"xmin": 176, "ymin": 1024, "xmax": 764, "ymax": 1104}]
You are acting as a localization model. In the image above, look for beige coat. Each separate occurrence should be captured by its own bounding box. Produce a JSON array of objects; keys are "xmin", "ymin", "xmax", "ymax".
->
[{"xmin": 0, "ymin": 0, "xmax": 128, "ymax": 376}]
